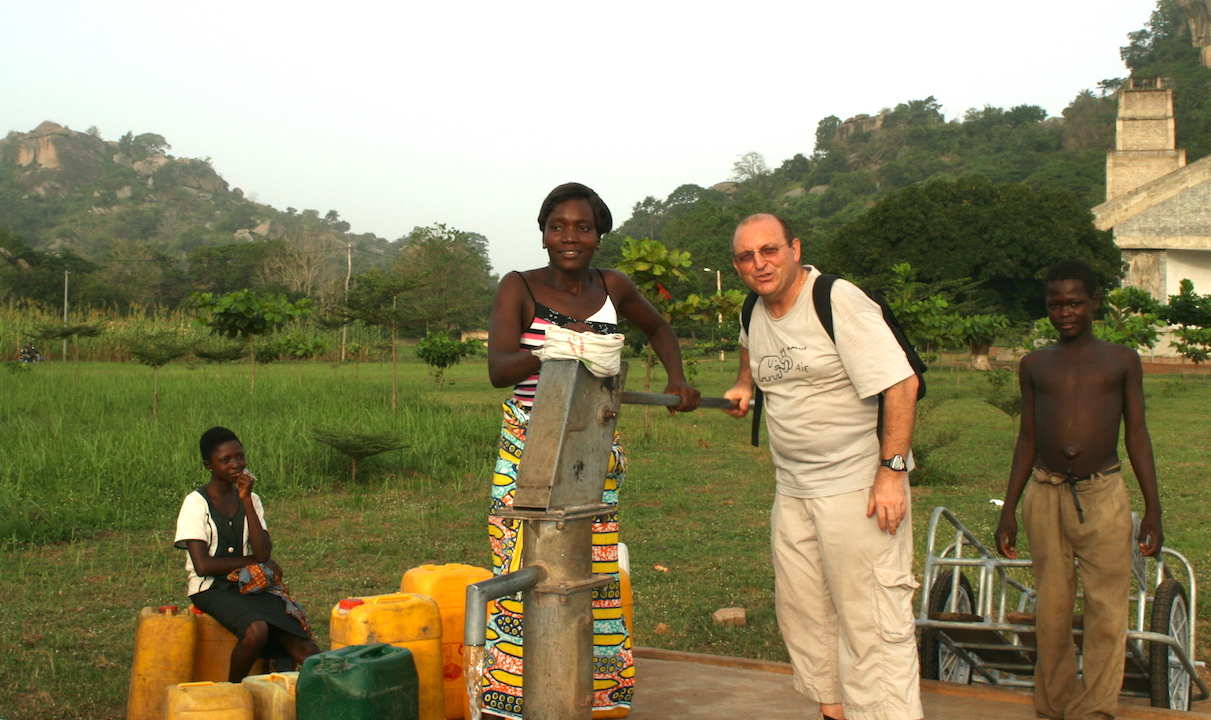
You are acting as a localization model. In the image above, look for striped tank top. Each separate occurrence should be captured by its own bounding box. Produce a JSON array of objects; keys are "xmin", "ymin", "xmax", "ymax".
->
[{"xmin": 513, "ymin": 270, "xmax": 618, "ymax": 407}]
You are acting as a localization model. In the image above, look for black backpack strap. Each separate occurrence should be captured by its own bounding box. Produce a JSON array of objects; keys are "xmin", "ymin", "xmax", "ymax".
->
[
  {"xmin": 741, "ymin": 291, "xmax": 764, "ymax": 447},
  {"xmin": 812, "ymin": 273, "xmax": 838, "ymax": 341},
  {"xmin": 741, "ymin": 291, "xmax": 758, "ymax": 334},
  {"xmin": 750, "ymin": 386, "xmax": 764, "ymax": 447}
]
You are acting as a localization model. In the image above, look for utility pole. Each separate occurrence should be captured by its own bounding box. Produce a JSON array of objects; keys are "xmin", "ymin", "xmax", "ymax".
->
[
  {"xmin": 703, "ymin": 267, "xmax": 724, "ymax": 361},
  {"xmin": 62, "ymin": 270, "xmax": 70, "ymax": 361},
  {"xmin": 341, "ymin": 243, "xmax": 352, "ymax": 361}
]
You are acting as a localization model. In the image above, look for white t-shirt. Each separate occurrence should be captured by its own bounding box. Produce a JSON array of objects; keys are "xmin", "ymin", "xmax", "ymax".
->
[
  {"xmin": 740, "ymin": 267, "xmax": 914, "ymax": 498},
  {"xmin": 173, "ymin": 489, "xmax": 266, "ymax": 596}
]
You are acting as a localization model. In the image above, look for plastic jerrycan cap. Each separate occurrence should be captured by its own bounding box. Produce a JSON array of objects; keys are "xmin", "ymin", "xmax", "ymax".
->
[{"xmin": 337, "ymin": 598, "xmax": 366, "ymax": 614}]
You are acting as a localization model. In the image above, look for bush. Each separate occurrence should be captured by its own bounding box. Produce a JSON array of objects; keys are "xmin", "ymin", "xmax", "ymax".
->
[{"xmin": 414, "ymin": 331, "xmax": 481, "ymax": 387}]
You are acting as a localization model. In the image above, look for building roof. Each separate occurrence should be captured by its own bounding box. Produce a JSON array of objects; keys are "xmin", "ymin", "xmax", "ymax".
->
[{"xmin": 1092, "ymin": 152, "xmax": 1211, "ymax": 230}]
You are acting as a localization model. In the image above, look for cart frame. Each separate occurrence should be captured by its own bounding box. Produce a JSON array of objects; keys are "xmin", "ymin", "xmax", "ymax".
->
[{"xmin": 916, "ymin": 506, "xmax": 1208, "ymax": 710}]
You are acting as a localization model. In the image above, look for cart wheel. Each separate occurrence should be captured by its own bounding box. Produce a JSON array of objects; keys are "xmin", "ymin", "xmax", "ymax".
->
[
  {"xmin": 1149, "ymin": 578, "xmax": 1192, "ymax": 711},
  {"xmin": 920, "ymin": 569, "xmax": 974, "ymax": 684}
]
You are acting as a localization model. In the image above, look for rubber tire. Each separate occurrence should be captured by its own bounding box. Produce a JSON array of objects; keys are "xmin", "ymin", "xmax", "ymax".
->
[
  {"xmin": 1149, "ymin": 578, "xmax": 1192, "ymax": 710},
  {"xmin": 919, "ymin": 569, "xmax": 975, "ymax": 683}
]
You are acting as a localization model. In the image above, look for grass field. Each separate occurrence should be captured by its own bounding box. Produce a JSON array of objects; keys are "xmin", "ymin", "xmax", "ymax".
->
[{"xmin": 1, "ymin": 354, "xmax": 1209, "ymax": 719}]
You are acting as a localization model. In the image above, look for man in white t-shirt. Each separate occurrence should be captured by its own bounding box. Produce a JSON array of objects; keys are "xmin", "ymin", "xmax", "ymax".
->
[{"xmin": 723, "ymin": 214, "xmax": 922, "ymax": 720}]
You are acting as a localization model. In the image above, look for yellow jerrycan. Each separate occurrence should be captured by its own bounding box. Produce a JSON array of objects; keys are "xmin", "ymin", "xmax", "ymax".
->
[
  {"xmin": 330, "ymin": 592, "xmax": 444, "ymax": 720},
  {"xmin": 401, "ymin": 563, "xmax": 492, "ymax": 719},
  {"xmin": 164, "ymin": 681, "xmax": 253, "ymax": 720},
  {"xmin": 127, "ymin": 605, "xmax": 197, "ymax": 720},
  {"xmin": 190, "ymin": 606, "xmax": 263, "ymax": 681},
  {"xmin": 241, "ymin": 671, "xmax": 298, "ymax": 720}
]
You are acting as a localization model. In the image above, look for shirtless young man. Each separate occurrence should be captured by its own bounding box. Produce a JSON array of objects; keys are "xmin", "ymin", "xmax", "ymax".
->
[{"xmin": 995, "ymin": 259, "xmax": 1163, "ymax": 720}]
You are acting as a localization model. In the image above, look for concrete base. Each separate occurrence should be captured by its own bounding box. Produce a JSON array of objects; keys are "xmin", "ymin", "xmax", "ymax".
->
[{"xmin": 631, "ymin": 648, "xmax": 1211, "ymax": 720}]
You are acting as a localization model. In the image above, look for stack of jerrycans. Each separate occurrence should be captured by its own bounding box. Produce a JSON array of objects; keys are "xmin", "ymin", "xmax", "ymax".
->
[
  {"xmin": 399, "ymin": 561, "xmax": 636, "ymax": 719},
  {"xmin": 329, "ymin": 592, "xmax": 444, "ymax": 720},
  {"xmin": 127, "ymin": 605, "xmax": 268, "ymax": 720},
  {"xmin": 400, "ymin": 563, "xmax": 492, "ymax": 720}
]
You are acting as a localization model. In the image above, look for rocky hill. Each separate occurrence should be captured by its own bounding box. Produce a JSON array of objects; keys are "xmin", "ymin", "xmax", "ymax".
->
[
  {"xmin": 3, "ymin": 121, "xmax": 227, "ymax": 199},
  {"xmin": 0, "ymin": 121, "xmax": 395, "ymax": 308},
  {"xmin": 0, "ymin": 121, "xmax": 273, "ymax": 258}
]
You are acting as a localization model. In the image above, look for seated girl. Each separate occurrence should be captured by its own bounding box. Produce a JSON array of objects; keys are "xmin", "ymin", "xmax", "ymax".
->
[{"xmin": 174, "ymin": 426, "xmax": 319, "ymax": 680}]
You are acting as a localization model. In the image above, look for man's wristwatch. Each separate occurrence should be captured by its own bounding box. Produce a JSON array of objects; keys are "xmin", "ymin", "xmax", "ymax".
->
[{"xmin": 880, "ymin": 455, "xmax": 907, "ymax": 472}]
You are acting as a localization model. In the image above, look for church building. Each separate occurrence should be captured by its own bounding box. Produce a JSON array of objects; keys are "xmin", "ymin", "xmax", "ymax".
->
[{"xmin": 1092, "ymin": 77, "xmax": 1211, "ymax": 305}]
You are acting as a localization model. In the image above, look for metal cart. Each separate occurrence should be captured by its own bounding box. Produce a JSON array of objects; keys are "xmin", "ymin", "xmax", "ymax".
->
[{"xmin": 916, "ymin": 506, "xmax": 1208, "ymax": 711}]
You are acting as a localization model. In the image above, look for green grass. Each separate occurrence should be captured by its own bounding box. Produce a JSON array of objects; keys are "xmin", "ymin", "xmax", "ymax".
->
[
  {"xmin": 2, "ymin": 355, "xmax": 1210, "ymax": 719},
  {"xmin": 0, "ymin": 358, "xmax": 498, "ymax": 545}
]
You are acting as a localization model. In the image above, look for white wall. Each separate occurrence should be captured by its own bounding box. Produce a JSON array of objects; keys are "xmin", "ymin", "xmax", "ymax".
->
[{"xmin": 1164, "ymin": 249, "xmax": 1211, "ymax": 297}]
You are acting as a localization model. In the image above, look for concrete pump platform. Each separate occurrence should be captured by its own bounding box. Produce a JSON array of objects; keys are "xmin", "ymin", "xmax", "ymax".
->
[{"xmin": 629, "ymin": 648, "xmax": 1211, "ymax": 720}]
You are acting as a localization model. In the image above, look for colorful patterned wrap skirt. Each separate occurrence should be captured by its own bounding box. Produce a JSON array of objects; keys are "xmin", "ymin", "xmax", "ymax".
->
[{"xmin": 483, "ymin": 398, "xmax": 633, "ymax": 719}]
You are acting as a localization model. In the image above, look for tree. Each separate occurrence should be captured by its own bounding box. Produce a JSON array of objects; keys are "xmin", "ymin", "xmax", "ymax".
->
[
  {"xmin": 731, "ymin": 151, "xmax": 770, "ymax": 182},
  {"xmin": 626, "ymin": 196, "xmax": 666, "ymax": 244},
  {"xmin": 884, "ymin": 97, "xmax": 944, "ymax": 129},
  {"xmin": 188, "ymin": 290, "xmax": 313, "ymax": 392},
  {"xmin": 601, "ymin": 185, "xmax": 758, "ymax": 284},
  {"xmin": 882, "ymin": 263, "xmax": 961, "ymax": 359},
  {"xmin": 814, "ymin": 116, "xmax": 842, "ymax": 153},
  {"xmin": 615, "ymin": 236, "xmax": 694, "ymax": 437},
  {"xmin": 340, "ymin": 270, "xmax": 425, "ymax": 410},
  {"xmin": 0, "ymin": 236, "xmax": 99, "ymax": 308},
  {"xmin": 134, "ymin": 133, "xmax": 170, "ymax": 158},
  {"xmin": 1164, "ymin": 278, "xmax": 1211, "ymax": 328},
  {"xmin": 91, "ymin": 243, "xmax": 190, "ymax": 309},
  {"xmin": 953, "ymin": 314, "xmax": 1012, "ymax": 371},
  {"xmin": 1172, "ymin": 326, "xmax": 1211, "ymax": 370},
  {"xmin": 28, "ymin": 322, "xmax": 105, "ymax": 362},
  {"xmin": 824, "ymin": 175, "xmax": 1121, "ymax": 319},
  {"xmin": 1096, "ymin": 287, "xmax": 1165, "ymax": 350},
  {"xmin": 324, "ymin": 209, "xmax": 351, "ymax": 233},
  {"xmin": 982, "ymin": 367, "xmax": 1022, "ymax": 431},
  {"xmin": 311, "ymin": 428, "xmax": 405, "ymax": 482},
  {"xmin": 274, "ymin": 332, "xmax": 329, "ymax": 385},
  {"xmin": 391, "ymin": 223, "xmax": 497, "ymax": 331},
  {"xmin": 129, "ymin": 332, "xmax": 191, "ymax": 419},
  {"xmin": 187, "ymin": 242, "xmax": 276, "ymax": 294},
  {"xmin": 1164, "ymin": 279, "xmax": 1211, "ymax": 372},
  {"xmin": 259, "ymin": 213, "xmax": 340, "ymax": 299},
  {"xmin": 191, "ymin": 337, "xmax": 246, "ymax": 378},
  {"xmin": 881, "ymin": 263, "xmax": 1012, "ymax": 370},
  {"xmin": 413, "ymin": 331, "xmax": 480, "ymax": 388},
  {"xmin": 118, "ymin": 131, "xmax": 170, "ymax": 160},
  {"xmin": 1062, "ymin": 90, "xmax": 1117, "ymax": 152}
]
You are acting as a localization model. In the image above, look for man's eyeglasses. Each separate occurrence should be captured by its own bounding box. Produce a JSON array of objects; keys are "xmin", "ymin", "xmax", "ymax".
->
[{"xmin": 733, "ymin": 244, "xmax": 788, "ymax": 266}]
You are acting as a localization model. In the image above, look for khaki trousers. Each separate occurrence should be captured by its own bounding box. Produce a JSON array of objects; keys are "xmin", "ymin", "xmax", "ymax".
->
[
  {"xmin": 771, "ymin": 485, "xmax": 923, "ymax": 720},
  {"xmin": 1022, "ymin": 469, "xmax": 1133, "ymax": 720}
]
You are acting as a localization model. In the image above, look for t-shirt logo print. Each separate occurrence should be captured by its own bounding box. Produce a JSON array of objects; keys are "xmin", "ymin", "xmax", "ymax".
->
[{"xmin": 758, "ymin": 349, "xmax": 796, "ymax": 383}]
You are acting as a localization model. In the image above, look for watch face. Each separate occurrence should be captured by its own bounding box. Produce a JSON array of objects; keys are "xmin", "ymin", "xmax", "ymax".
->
[{"xmin": 883, "ymin": 455, "xmax": 906, "ymax": 471}]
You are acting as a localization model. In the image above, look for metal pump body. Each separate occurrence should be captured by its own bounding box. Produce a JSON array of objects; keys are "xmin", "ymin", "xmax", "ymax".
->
[{"xmin": 468, "ymin": 360, "xmax": 626, "ymax": 720}]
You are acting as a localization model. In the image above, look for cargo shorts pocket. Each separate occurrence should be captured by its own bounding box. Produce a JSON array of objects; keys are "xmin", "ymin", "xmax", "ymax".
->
[{"xmin": 873, "ymin": 567, "xmax": 919, "ymax": 642}]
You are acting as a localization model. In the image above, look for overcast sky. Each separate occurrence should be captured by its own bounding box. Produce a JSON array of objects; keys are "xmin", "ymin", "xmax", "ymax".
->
[{"xmin": 3, "ymin": 1, "xmax": 1155, "ymax": 275}]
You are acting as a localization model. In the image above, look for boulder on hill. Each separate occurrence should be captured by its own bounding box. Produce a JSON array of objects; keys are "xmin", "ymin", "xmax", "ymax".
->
[
  {"xmin": 177, "ymin": 160, "xmax": 228, "ymax": 193},
  {"xmin": 7, "ymin": 121, "xmax": 107, "ymax": 197},
  {"xmin": 133, "ymin": 155, "xmax": 170, "ymax": 176},
  {"xmin": 252, "ymin": 220, "xmax": 286, "ymax": 240}
]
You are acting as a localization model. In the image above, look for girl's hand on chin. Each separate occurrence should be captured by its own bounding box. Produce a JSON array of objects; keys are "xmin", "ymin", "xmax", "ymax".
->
[{"xmin": 236, "ymin": 471, "xmax": 255, "ymax": 499}]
